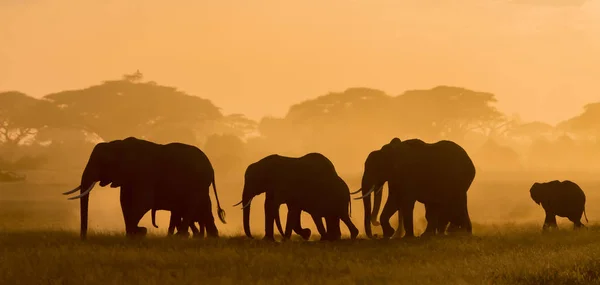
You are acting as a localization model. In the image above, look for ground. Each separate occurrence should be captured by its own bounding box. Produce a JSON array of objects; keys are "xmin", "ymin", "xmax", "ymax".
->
[
  {"xmin": 2, "ymin": 228, "xmax": 600, "ymax": 284},
  {"xmin": 1, "ymin": 170, "xmax": 600, "ymax": 284}
]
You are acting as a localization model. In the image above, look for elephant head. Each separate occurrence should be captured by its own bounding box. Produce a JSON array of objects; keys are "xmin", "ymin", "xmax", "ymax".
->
[
  {"xmin": 529, "ymin": 182, "xmax": 545, "ymax": 205},
  {"xmin": 62, "ymin": 138, "xmax": 132, "ymax": 239},
  {"xmin": 234, "ymin": 160, "xmax": 270, "ymax": 239},
  {"xmin": 351, "ymin": 138, "xmax": 404, "ymax": 238}
]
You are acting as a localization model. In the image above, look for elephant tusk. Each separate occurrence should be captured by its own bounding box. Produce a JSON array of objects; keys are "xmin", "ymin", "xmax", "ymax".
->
[
  {"xmin": 241, "ymin": 197, "xmax": 253, "ymax": 209},
  {"xmin": 67, "ymin": 182, "xmax": 97, "ymax": 200},
  {"xmin": 374, "ymin": 185, "xmax": 384, "ymax": 195},
  {"xmin": 353, "ymin": 186, "xmax": 375, "ymax": 200},
  {"xmin": 232, "ymin": 200, "xmax": 243, "ymax": 207},
  {"xmin": 349, "ymin": 188, "xmax": 362, "ymax": 195},
  {"xmin": 62, "ymin": 185, "xmax": 81, "ymax": 195}
]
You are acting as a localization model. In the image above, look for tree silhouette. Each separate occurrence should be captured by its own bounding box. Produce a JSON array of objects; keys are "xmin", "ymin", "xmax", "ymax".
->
[
  {"xmin": 558, "ymin": 102, "xmax": 600, "ymax": 141},
  {"xmin": 0, "ymin": 91, "xmax": 72, "ymax": 147},
  {"xmin": 44, "ymin": 77, "xmax": 223, "ymax": 142},
  {"xmin": 204, "ymin": 133, "xmax": 247, "ymax": 177},
  {"xmin": 392, "ymin": 86, "xmax": 505, "ymax": 141},
  {"xmin": 508, "ymin": 121, "xmax": 555, "ymax": 141}
]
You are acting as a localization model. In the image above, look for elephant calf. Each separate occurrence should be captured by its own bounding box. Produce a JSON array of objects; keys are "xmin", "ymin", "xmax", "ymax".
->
[
  {"xmin": 530, "ymin": 180, "xmax": 588, "ymax": 231},
  {"xmin": 151, "ymin": 209, "xmax": 206, "ymax": 237}
]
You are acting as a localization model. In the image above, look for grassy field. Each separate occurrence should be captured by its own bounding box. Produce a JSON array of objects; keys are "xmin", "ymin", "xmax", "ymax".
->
[
  {"xmin": 2, "ymin": 170, "xmax": 600, "ymax": 284},
  {"xmin": 3, "ymin": 227, "xmax": 600, "ymax": 284}
]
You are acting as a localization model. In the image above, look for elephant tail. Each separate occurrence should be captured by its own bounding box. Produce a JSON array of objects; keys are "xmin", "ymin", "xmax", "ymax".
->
[
  {"xmin": 584, "ymin": 207, "xmax": 589, "ymax": 223},
  {"xmin": 151, "ymin": 209, "xmax": 159, "ymax": 228},
  {"xmin": 349, "ymin": 198, "xmax": 352, "ymax": 218},
  {"xmin": 212, "ymin": 173, "xmax": 227, "ymax": 224}
]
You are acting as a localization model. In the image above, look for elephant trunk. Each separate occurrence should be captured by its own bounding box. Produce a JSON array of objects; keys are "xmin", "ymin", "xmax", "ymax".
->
[
  {"xmin": 79, "ymin": 172, "xmax": 96, "ymax": 240},
  {"xmin": 362, "ymin": 186, "xmax": 373, "ymax": 239},
  {"xmin": 80, "ymin": 193, "xmax": 89, "ymax": 240},
  {"xmin": 371, "ymin": 185, "xmax": 384, "ymax": 226},
  {"xmin": 78, "ymin": 162, "xmax": 101, "ymax": 240},
  {"xmin": 242, "ymin": 194, "xmax": 253, "ymax": 238}
]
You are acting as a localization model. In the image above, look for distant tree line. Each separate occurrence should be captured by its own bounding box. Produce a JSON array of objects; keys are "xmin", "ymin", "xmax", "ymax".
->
[{"xmin": 1, "ymin": 71, "xmax": 600, "ymax": 174}]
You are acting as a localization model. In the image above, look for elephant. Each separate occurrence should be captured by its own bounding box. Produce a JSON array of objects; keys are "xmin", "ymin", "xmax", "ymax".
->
[
  {"xmin": 277, "ymin": 175, "xmax": 354, "ymax": 241},
  {"xmin": 154, "ymin": 205, "xmax": 305, "ymax": 240},
  {"xmin": 354, "ymin": 137, "xmax": 475, "ymax": 239},
  {"xmin": 234, "ymin": 152, "xmax": 359, "ymax": 241},
  {"xmin": 530, "ymin": 180, "xmax": 589, "ymax": 230},
  {"xmin": 61, "ymin": 137, "xmax": 226, "ymax": 239},
  {"xmin": 150, "ymin": 209, "xmax": 205, "ymax": 237}
]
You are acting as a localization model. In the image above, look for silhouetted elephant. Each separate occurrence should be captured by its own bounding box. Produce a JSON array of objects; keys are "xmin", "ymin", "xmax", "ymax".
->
[
  {"xmin": 234, "ymin": 153, "xmax": 359, "ymax": 241},
  {"xmin": 62, "ymin": 137, "xmax": 226, "ymax": 239},
  {"xmin": 276, "ymin": 175, "xmax": 355, "ymax": 241},
  {"xmin": 150, "ymin": 210, "xmax": 205, "ymax": 237},
  {"xmin": 354, "ymin": 138, "xmax": 475, "ymax": 238},
  {"xmin": 530, "ymin": 180, "xmax": 588, "ymax": 231}
]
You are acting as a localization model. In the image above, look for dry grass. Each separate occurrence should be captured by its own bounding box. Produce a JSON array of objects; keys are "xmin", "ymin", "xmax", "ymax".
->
[
  {"xmin": 3, "ymin": 228, "xmax": 600, "ymax": 284},
  {"xmin": 2, "ymin": 170, "xmax": 600, "ymax": 284}
]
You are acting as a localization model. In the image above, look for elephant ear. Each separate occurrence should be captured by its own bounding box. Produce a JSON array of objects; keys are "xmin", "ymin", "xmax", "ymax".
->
[{"xmin": 104, "ymin": 139, "xmax": 135, "ymax": 185}]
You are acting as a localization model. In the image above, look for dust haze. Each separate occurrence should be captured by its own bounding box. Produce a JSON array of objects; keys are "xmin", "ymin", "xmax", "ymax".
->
[{"xmin": 1, "ymin": 1, "xmax": 600, "ymax": 238}]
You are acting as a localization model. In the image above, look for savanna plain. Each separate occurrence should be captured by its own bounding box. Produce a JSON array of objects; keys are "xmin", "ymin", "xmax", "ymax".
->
[{"xmin": 2, "ymin": 170, "xmax": 600, "ymax": 285}]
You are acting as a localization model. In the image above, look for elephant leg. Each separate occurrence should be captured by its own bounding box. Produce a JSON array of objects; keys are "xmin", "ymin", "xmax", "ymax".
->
[
  {"xmin": 167, "ymin": 212, "xmax": 180, "ymax": 236},
  {"xmin": 190, "ymin": 221, "xmax": 202, "ymax": 238},
  {"xmin": 325, "ymin": 216, "xmax": 341, "ymax": 241},
  {"xmin": 177, "ymin": 216, "xmax": 192, "ymax": 238},
  {"xmin": 199, "ymin": 222, "xmax": 206, "ymax": 237},
  {"xmin": 202, "ymin": 199, "xmax": 219, "ymax": 238},
  {"xmin": 380, "ymin": 196, "xmax": 398, "ymax": 238},
  {"xmin": 446, "ymin": 222, "xmax": 459, "ymax": 234},
  {"xmin": 423, "ymin": 204, "xmax": 440, "ymax": 237},
  {"xmin": 176, "ymin": 196, "xmax": 204, "ymax": 238},
  {"xmin": 569, "ymin": 214, "xmax": 584, "ymax": 230},
  {"xmin": 286, "ymin": 208, "xmax": 311, "ymax": 240},
  {"xmin": 263, "ymin": 197, "xmax": 276, "ymax": 241},
  {"xmin": 120, "ymin": 187, "xmax": 149, "ymax": 237},
  {"xmin": 311, "ymin": 214, "xmax": 328, "ymax": 240},
  {"xmin": 391, "ymin": 211, "xmax": 405, "ymax": 239},
  {"xmin": 283, "ymin": 207, "xmax": 300, "ymax": 240},
  {"xmin": 341, "ymin": 215, "xmax": 359, "ymax": 240},
  {"xmin": 400, "ymin": 199, "xmax": 416, "ymax": 238},
  {"xmin": 543, "ymin": 211, "xmax": 557, "ymax": 231},
  {"xmin": 432, "ymin": 205, "xmax": 450, "ymax": 235},
  {"xmin": 458, "ymin": 192, "xmax": 472, "ymax": 234}
]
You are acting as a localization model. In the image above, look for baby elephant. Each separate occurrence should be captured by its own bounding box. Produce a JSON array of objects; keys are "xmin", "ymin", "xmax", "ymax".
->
[{"xmin": 530, "ymin": 180, "xmax": 588, "ymax": 231}]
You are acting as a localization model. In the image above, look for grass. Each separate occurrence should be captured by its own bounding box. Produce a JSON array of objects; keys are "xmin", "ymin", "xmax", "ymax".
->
[
  {"xmin": 3, "ymin": 227, "xmax": 600, "ymax": 284},
  {"xmin": 3, "ymin": 170, "xmax": 600, "ymax": 284}
]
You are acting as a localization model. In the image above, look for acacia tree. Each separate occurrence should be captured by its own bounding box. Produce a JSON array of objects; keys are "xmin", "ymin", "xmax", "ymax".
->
[
  {"xmin": 392, "ymin": 86, "xmax": 505, "ymax": 141},
  {"xmin": 557, "ymin": 102, "xmax": 600, "ymax": 141},
  {"xmin": 0, "ymin": 91, "xmax": 72, "ymax": 147},
  {"xmin": 507, "ymin": 121, "xmax": 556, "ymax": 142},
  {"xmin": 43, "ymin": 72, "xmax": 224, "ymax": 144},
  {"xmin": 256, "ymin": 87, "xmax": 395, "ymax": 173}
]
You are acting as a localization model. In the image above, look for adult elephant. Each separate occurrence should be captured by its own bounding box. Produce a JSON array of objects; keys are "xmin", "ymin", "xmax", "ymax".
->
[
  {"xmin": 530, "ymin": 180, "xmax": 588, "ymax": 230},
  {"xmin": 234, "ymin": 153, "xmax": 359, "ymax": 241},
  {"xmin": 61, "ymin": 137, "xmax": 226, "ymax": 239},
  {"xmin": 354, "ymin": 138, "xmax": 475, "ymax": 238}
]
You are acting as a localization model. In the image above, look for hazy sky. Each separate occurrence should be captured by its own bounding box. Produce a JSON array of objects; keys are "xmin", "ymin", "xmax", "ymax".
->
[{"xmin": 1, "ymin": 0, "xmax": 599, "ymax": 124}]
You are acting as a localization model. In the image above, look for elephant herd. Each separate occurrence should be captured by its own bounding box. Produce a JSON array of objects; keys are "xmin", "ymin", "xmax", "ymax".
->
[{"xmin": 61, "ymin": 136, "xmax": 590, "ymax": 241}]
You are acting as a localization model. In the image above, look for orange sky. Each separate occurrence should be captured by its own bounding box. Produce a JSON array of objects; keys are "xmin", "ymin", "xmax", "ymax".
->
[{"xmin": 1, "ymin": 1, "xmax": 599, "ymax": 125}]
